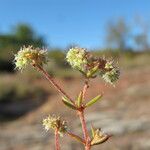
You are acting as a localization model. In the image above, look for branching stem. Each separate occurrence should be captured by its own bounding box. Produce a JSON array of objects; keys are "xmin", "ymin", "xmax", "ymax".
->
[
  {"xmin": 35, "ymin": 65, "xmax": 91, "ymax": 149},
  {"xmin": 34, "ymin": 65, "xmax": 74, "ymax": 104},
  {"xmin": 78, "ymin": 79, "xmax": 91, "ymax": 150}
]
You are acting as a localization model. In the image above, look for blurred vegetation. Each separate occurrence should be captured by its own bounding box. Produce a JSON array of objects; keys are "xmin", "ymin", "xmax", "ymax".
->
[
  {"xmin": 0, "ymin": 24, "xmax": 46, "ymax": 72},
  {"xmin": 0, "ymin": 74, "xmax": 48, "ymax": 103},
  {"xmin": 105, "ymin": 17, "xmax": 150, "ymax": 52},
  {"xmin": 106, "ymin": 18, "xmax": 130, "ymax": 51}
]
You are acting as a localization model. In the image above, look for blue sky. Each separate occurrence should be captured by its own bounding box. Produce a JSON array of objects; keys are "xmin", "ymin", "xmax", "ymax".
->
[{"xmin": 0, "ymin": 0, "xmax": 149, "ymax": 49}]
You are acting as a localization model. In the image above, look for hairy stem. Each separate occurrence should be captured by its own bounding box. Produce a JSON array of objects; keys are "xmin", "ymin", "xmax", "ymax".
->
[
  {"xmin": 35, "ymin": 65, "xmax": 74, "ymax": 104},
  {"xmin": 55, "ymin": 129, "xmax": 60, "ymax": 150}
]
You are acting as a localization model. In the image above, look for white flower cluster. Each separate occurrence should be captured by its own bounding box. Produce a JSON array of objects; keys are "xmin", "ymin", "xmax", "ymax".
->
[
  {"xmin": 66, "ymin": 47, "xmax": 120, "ymax": 85},
  {"xmin": 42, "ymin": 115, "xmax": 67, "ymax": 136},
  {"xmin": 66, "ymin": 47, "xmax": 88, "ymax": 72},
  {"xmin": 14, "ymin": 46, "xmax": 48, "ymax": 70}
]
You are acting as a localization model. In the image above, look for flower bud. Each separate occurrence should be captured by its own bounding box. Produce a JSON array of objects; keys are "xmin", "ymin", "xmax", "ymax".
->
[{"xmin": 91, "ymin": 128, "xmax": 110, "ymax": 146}]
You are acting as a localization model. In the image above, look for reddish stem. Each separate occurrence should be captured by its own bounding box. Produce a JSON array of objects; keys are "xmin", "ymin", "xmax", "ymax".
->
[
  {"xmin": 78, "ymin": 80, "xmax": 91, "ymax": 150},
  {"xmin": 78, "ymin": 111, "xmax": 88, "ymax": 140},
  {"xmin": 36, "ymin": 65, "xmax": 91, "ymax": 149},
  {"xmin": 82, "ymin": 80, "xmax": 89, "ymax": 100},
  {"xmin": 55, "ymin": 129, "xmax": 60, "ymax": 150},
  {"xmin": 35, "ymin": 65, "xmax": 74, "ymax": 104},
  {"xmin": 78, "ymin": 110, "xmax": 91, "ymax": 150}
]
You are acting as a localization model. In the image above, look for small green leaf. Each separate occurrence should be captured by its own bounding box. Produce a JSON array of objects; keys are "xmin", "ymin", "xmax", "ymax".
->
[
  {"xmin": 68, "ymin": 132, "xmax": 85, "ymax": 144},
  {"xmin": 87, "ymin": 65, "xmax": 99, "ymax": 78},
  {"xmin": 85, "ymin": 94, "xmax": 103, "ymax": 107},
  {"xmin": 77, "ymin": 91, "xmax": 83, "ymax": 107},
  {"xmin": 91, "ymin": 125, "xmax": 96, "ymax": 138},
  {"xmin": 62, "ymin": 96, "xmax": 77, "ymax": 110}
]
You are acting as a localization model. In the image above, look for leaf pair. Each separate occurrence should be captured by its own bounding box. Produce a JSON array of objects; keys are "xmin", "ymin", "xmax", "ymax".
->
[
  {"xmin": 62, "ymin": 94, "xmax": 103, "ymax": 110},
  {"xmin": 76, "ymin": 92, "xmax": 103, "ymax": 108},
  {"xmin": 62, "ymin": 91, "xmax": 84, "ymax": 110}
]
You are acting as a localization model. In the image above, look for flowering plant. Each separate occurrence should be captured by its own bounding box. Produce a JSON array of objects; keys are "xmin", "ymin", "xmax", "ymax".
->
[{"xmin": 14, "ymin": 46, "xmax": 120, "ymax": 150}]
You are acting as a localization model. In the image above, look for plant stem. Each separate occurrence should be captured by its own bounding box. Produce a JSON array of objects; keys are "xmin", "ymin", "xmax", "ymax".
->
[
  {"xmin": 55, "ymin": 129, "xmax": 60, "ymax": 150},
  {"xmin": 78, "ymin": 79, "xmax": 91, "ymax": 150},
  {"xmin": 78, "ymin": 110, "xmax": 88, "ymax": 140},
  {"xmin": 35, "ymin": 65, "xmax": 74, "ymax": 104},
  {"xmin": 78, "ymin": 110, "xmax": 91, "ymax": 150},
  {"xmin": 82, "ymin": 80, "xmax": 89, "ymax": 100}
]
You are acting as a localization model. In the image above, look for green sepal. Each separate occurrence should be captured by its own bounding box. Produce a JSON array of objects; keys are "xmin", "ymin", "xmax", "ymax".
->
[
  {"xmin": 85, "ymin": 94, "xmax": 103, "ymax": 108},
  {"xmin": 77, "ymin": 91, "xmax": 83, "ymax": 107},
  {"xmin": 62, "ymin": 96, "xmax": 77, "ymax": 110}
]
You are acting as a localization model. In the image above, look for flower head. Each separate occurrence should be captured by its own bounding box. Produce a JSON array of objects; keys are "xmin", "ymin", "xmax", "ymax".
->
[
  {"xmin": 66, "ymin": 47, "xmax": 88, "ymax": 72},
  {"xmin": 100, "ymin": 60, "xmax": 120, "ymax": 85},
  {"xmin": 66, "ymin": 47, "xmax": 120, "ymax": 84},
  {"xmin": 14, "ymin": 46, "xmax": 48, "ymax": 70},
  {"xmin": 101, "ymin": 68, "xmax": 120, "ymax": 85},
  {"xmin": 42, "ymin": 115, "xmax": 68, "ymax": 136}
]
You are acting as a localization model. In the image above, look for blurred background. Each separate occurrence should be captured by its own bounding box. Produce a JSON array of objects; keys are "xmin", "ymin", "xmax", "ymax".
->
[{"xmin": 0, "ymin": 0, "xmax": 150, "ymax": 150}]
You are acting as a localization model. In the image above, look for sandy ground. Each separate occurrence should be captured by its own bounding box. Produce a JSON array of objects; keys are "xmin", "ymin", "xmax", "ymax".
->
[{"xmin": 0, "ymin": 66, "xmax": 150, "ymax": 150}]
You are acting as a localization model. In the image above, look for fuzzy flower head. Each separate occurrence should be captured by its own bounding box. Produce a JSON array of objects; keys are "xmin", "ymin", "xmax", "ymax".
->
[
  {"xmin": 42, "ymin": 115, "xmax": 68, "ymax": 136},
  {"xmin": 66, "ymin": 47, "xmax": 88, "ymax": 72},
  {"xmin": 101, "ymin": 68, "xmax": 120, "ymax": 85},
  {"xmin": 14, "ymin": 46, "xmax": 48, "ymax": 70},
  {"xmin": 100, "ymin": 60, "xmax": 120, "ymax": 85}
]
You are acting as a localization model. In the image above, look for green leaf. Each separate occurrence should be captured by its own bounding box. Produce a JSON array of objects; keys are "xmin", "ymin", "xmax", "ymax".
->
[
  {"xmin": 85, "ymin": 94, "xmax": 103, "ymax": 107},
  {"xmin": 77, "ymin": 91, "xmax": 83, "ymax": 107},
  {"xmin": 62, "ymin": 96, "xmax": 77, "ymax": 110},
  {"xmin": 87, "ymin": 65, "xmax": 99, "ymax": 78},
  {"xmin": 91, "ymin": 125, "xmax": 96, "ymax": 138},
  {"xmin": 67, "ymin": 132, "xmax": 85, "ymax": 144}
]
